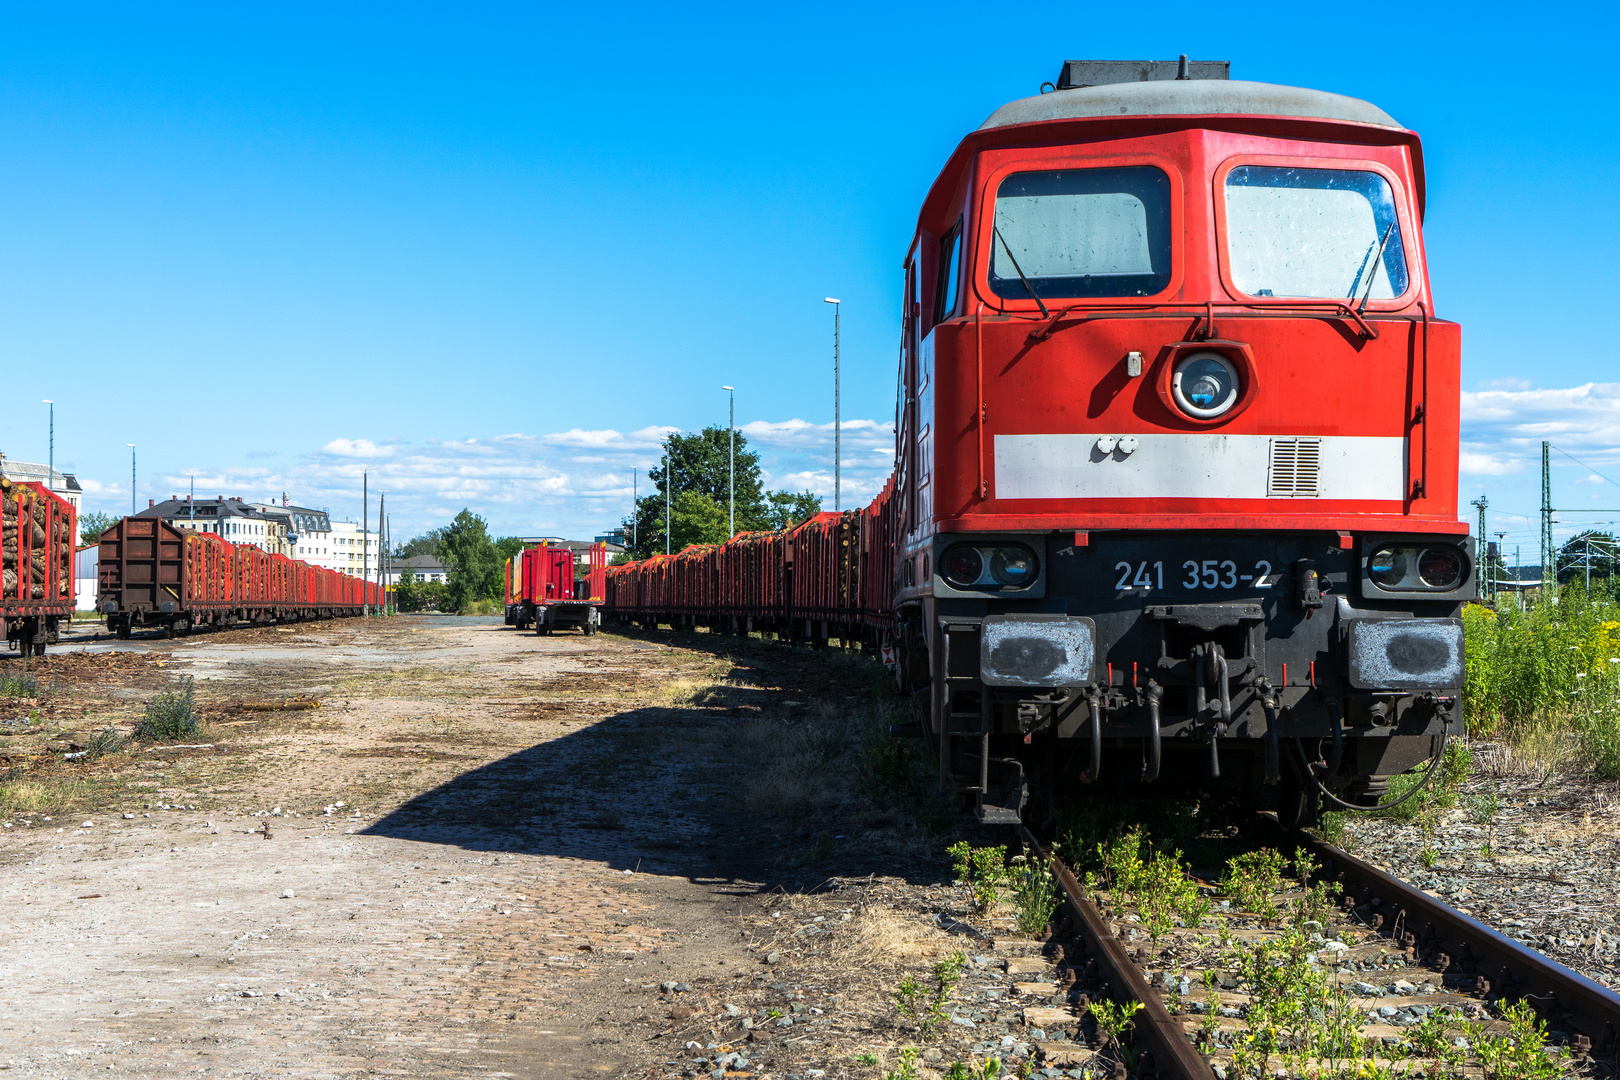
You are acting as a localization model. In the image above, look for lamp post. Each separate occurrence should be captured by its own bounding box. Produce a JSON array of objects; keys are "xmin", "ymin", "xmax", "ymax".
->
[
  {"xmin": 823, "ymin": 298, "xmax": 841, "ymax": 512},
  {"xmin": 126, "ymin": 444, "xmax": 136, "ymax": 514},
  {"xmin": 722, "ymin": 385, "xmax": 735, "ymax": 536},
  {"xmin": 42, "ymin": 400, "xmax": 53, "ymax": 491},
  {"xmin": 664, "ymin": 444, "xmax": 671, "ymax": 555}
]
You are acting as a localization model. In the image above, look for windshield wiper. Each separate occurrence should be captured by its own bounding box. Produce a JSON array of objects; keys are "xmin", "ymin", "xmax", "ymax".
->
[
  {"xmin": 1351, "ymin": 222, "xmax": 1396, "ymax": 313},
  {"xmin": 994, "ymin": 227, "xmax": 1049, "ymax": 318}
]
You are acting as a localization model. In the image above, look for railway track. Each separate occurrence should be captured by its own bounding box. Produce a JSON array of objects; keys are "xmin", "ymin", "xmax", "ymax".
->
[{"xmin": 1021, "ymin": 822, "xmax": 1620, "ymax": 1080}]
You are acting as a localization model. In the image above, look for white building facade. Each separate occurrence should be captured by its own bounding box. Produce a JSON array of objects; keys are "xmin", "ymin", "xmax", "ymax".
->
[{"xmin": 0, "ymin": 456, "xmax": 83, "ymax": 514}]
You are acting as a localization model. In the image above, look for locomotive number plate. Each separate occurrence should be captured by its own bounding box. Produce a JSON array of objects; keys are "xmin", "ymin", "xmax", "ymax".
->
[{"xmin": 1112, "ymin": 559, "xmax": 1278, "ymax": 594}]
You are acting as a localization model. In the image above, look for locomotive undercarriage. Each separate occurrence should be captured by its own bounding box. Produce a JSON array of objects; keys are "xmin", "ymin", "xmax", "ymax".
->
[{"xmin": 897, "ymin": 530, "xmax": 1470, "ymax": 827}]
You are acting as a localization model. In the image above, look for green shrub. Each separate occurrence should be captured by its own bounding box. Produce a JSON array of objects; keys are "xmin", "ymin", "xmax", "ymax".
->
[
  {"xmin": 84, "ymin": 726, "xmax": 129, "ymax": 760},
  {"xmin": 134, "ymin": 677, "xmax": 201, "ymax": 742}
]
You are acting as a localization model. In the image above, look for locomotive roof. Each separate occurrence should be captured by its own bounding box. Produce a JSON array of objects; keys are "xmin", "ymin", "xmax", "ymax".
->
[{"xmin": 979, "ymin": 79, "xmax": 1401, "ymax": 132}]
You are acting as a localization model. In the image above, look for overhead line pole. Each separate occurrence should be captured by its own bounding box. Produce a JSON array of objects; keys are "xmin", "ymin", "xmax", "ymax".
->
[
  {"xmin": 723, "ymin": 386, "xmax": 735, "ymax": 537},
  {"xmin": 363, "ymin": 470, "xmax": 369, "ymax": 616},
  {"xmin": 1470, "ymin": 496, "xmax": 1488, "ymax": 603},
  {"xmin": 1540, "ymin": 441, "xmax": 1554, "ymax": 596},
  {"xmin": 824, "ymin": 298, "xmax": 841, "ymax": 512}
]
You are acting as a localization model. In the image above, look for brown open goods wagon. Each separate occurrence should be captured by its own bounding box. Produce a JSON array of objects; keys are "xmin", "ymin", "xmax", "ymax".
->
[{"xmin": 1, "ymin": 478, "xmax": 76, "ymax": 656}]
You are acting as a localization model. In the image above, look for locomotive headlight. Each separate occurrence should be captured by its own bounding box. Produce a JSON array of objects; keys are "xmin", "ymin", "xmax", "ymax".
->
[
  {"xmin": 1368, "ymin": 547, "xmax": 1407, "ymax": 588},
  {"xmin": 944, "ymin": 546, "xmax": 984, "ymax": 588},
  {"xmin": 1363, "ymin": 541, "xmax": 1469, "ymax": 593},
  {"xmin": 1417, "ymin": 547, "xmax": 1464, "ymax": 589},
  {"xmin": 989, "ymin": 546, "xmax": 1037, "ymax": 587},
  {"xmin": 1171, "ymin": 351, "xmax": 1240, "ymax": 420},
  {"xmin": 940, "ymin": 543, "xmax": 1039, "ymax": 591}
]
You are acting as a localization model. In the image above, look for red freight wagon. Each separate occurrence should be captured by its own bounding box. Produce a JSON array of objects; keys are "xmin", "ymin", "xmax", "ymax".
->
[
  {"xmin": 503, "ymin": 542, "xmax": 606, "ymax": 634},
  {"xmin": 99, "ymin": 514, "xmax": 382, "ymax": 638},
  {"xmin": 604, "ymin": 60, "xmax": 1472, "ymax": 830},
  {"xmin": 1, "ymin": 478, "xmax": 76, "ymax": 656}
]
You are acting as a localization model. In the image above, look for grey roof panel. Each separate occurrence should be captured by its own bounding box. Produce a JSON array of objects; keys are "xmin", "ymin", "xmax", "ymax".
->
[{"xmin": 979, "ymin": 79, "xmax": 1401, "ymax": 132}]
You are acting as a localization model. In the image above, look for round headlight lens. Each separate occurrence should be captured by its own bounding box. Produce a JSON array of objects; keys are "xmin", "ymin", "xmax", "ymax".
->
[
  {"xmin": 1368, "ymin": 547, "xmax": 1406, "ymax": 588},
  {"xmin": 989, "ymin": 546, "xmax": 1036, "ymax": 588},
  {"xmin": 944, "ymin": 546, "xmax": 983, "ymax": 587},
  {"xmin": 1417, "ymin": 547, "xmax": 1464, "ymax": 589},
  {"xmin": 1171, "ymin": 351, "xmax": 1241, "ymax": 419}
]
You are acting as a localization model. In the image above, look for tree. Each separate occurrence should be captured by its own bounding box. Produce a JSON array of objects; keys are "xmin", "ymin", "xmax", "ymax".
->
[
  {"xmin": 439, "ymin": 509, "xmax": 501, "ymax": 611},
  {"xmin": 620, "ymin": 427, "xmax": 824, "ymax": 559},
  {"xmin": 395, "ymin": 528, "xmax": 447, "ymax": 560},
  {"xmin": 494, "ymin": 535, "xmax": 525, "ymax": 592},
  {"xmin": 418, "ymin": 580, "xmax": 448, "ymax": 611},
  {"xmin": 395, "ymin": 564, "xmax": 420, "ymax": 612},
  {"xmin": 764, "ymin": 490, "xmax": 823, "ymax": 530},
  {"xmin": 79, "ymin": 511, "xmax": 119, "ymax": 547},
  {"xmin": 1557, "ymin": 530, "xmax": 1617, "ymax": 584}
]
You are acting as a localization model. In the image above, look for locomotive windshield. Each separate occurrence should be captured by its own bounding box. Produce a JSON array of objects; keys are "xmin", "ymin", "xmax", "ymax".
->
[
  {"xmin": 1223, "ymin": 166, "xmax": 1409, "ymax": 300},
  {"xmin": 989, "ymin": 167, "xmax": 1172, "ymax": 299}
]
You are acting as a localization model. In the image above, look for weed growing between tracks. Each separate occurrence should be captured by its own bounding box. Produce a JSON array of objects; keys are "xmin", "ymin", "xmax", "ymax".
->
[{"xmin": 1058, "ymin": 807, "xmax": 1585, "ymax": 1080}]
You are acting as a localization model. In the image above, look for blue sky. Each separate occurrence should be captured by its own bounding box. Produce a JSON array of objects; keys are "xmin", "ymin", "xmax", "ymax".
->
[{"xmin": 0, "ymin": 2, "xmax": 1615, "ymax": 554}]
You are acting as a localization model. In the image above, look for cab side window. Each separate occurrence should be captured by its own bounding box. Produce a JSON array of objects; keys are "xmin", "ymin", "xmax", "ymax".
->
[{"xmin": 933, "ymin": 221, "xmax": 962, "ymax": 326}]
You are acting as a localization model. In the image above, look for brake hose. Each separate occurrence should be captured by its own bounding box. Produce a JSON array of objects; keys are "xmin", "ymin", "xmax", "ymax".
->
[{"xmin": 1292, "ymin": 724, "xmax": 1450, "ymax": 813}]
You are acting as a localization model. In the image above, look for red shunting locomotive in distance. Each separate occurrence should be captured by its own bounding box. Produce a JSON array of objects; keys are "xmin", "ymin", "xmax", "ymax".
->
[{"xmin": 891, "ymin": 58, "xmax": 1468, "ymax": 826}]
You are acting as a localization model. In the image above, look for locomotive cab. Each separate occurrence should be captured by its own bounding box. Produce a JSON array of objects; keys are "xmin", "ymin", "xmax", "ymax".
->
[{"xmin": 890, "ymin": 61, "xmax": 1469, "ymax": 827}]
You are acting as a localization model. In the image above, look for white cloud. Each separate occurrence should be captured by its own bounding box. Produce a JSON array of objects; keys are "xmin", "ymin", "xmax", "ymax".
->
[
  {"xmin": 1459, "ymin": 382, "xmax": 1620, "ymax": 481},
  {"xmin": 320, "ymin": 438, "xmax": 396, "ymax": 459},
  {"xmin": 100, "ymin": 416, "xmax": 896, "ymax": 541},
  {"xmin": 1458, "ymin": 452, "xmax": 1522, "ymax": 477}
]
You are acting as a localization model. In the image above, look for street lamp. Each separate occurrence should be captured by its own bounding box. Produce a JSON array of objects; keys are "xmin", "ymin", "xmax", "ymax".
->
[
  {"xmin": 664, "ymin": 444, "xmax": 671, "ymax": 555},
  {"xmin": 722, "ymin": 386, "xmax": 735, "ymax": 536},
  {"xmin": 823, "ymin": 298, "xmax": 841, "ymax": 512},
  {"xmin": 126, "ymin": 443, "xmax": 136, "ymax": 515},
  {"xmin": 42, "ymin": 400, "xmax": 53, "ymax": 491}
]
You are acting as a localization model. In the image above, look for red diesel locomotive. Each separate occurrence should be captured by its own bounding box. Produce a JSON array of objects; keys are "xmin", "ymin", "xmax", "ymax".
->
[{"xmin": 610, "ymin": 60, "xmax": 1470, "ymax": 827}]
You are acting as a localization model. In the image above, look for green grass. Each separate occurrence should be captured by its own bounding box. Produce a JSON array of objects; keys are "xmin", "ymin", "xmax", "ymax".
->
[
  {"xmin": 0, "ymin": 667, "xmax": 39, "ymax": 698},
  {"xmin": 1465, "ymin": 586, "xmax": 1620, "ymax": 778}
]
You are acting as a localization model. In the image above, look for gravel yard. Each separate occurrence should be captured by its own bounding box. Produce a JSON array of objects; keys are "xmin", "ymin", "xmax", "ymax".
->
[
  {"xmin": 1339, "ymin": 754, "xmax": 1620, "ymax": 991},
  {"xmin": 4, "ymin": 619, "xmax": 1619, "ymax": 1079}
]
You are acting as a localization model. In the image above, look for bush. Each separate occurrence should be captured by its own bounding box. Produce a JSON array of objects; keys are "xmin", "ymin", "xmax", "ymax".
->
[
  {"xmin": 84, "ymin": 726, "xmax": 129, "ymax": 760},
  {"xmin": 134, "ymin": 678, "xmax": 201, "ymax": 742}
]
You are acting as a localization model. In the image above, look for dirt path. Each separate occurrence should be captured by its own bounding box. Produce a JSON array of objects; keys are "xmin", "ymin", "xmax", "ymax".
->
[{"xmin": 0, "ymin": 617, "xmax": 827, "ymax": 1078}]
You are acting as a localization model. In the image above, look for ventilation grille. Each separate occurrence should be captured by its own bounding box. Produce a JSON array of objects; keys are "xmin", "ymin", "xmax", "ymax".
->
[{"xmin": 1268, "ymin": 438, "xmax": 1321, "ymax": 497}]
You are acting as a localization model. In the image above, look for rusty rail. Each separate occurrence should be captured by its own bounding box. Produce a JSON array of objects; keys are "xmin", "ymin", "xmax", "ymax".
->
[
  {"xmin": 1024, "ymin": 827, "xmax": 1217, "ymax": 1080},
  {"xmin": 1294, "ymin": 828, "xmax": 1620, "ymax": 1056}
]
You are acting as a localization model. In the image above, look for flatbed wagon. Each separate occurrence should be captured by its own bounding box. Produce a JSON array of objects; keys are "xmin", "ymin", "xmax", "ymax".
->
[{"xmin": 1, "ymin": 478, "xmax": 76, "ymax": 656}]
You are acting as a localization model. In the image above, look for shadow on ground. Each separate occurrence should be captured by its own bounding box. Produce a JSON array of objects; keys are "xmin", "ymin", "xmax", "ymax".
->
[{"xmin": 362, "ymin": 678, "xmax": 951, "ymax": 893}]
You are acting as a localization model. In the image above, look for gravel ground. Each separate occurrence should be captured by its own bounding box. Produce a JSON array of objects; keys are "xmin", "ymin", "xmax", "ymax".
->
[{"xmin": 1339, "ymin": 747, "xmax": 1620, "ymax": 991}]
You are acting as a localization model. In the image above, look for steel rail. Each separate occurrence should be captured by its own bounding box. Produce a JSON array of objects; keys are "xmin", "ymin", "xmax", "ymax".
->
[
  {"xmin": 1292, "ymin": 828, "xmax": 1620, "ymax": 1056},
  {"xmin": 1024, "ymin": 828, "xmax": 1216, "ymax": 1080}
]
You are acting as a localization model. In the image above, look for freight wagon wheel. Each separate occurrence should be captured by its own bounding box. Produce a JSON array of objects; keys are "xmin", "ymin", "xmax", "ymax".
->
[
  {"xmin": 116, "ymin": 623, "xmax": 131, "ymax": 641},
  {"xmin": 163, "ymin": 625, "xmax": 175, "ymax": 640}
]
